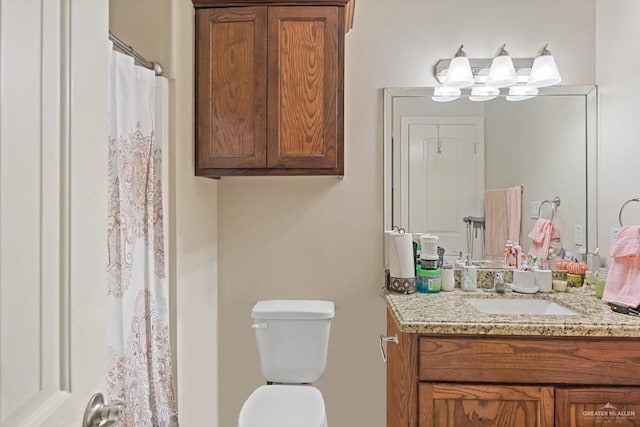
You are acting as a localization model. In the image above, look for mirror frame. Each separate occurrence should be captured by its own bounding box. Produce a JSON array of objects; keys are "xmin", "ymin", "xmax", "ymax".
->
[{"xmin": 383, "ymin": 85, "xmax": 598, "ymax": 254}]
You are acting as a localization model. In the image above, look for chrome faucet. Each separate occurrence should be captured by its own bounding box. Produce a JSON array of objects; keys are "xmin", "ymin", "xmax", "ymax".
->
[{"xmin": 485, "ymin": 270, "xmax": 508, "ymax": 294}]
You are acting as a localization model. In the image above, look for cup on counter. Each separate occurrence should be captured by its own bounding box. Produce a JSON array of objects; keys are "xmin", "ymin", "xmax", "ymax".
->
[
  {"xmin": 534, "ymin": 270, "xmax": 552, "ymax": 293},
  {"xmin": 441, "ymin": 266, "xmax": 455, "ymax": 292},
  {"xmin": 553, "ymin": 280, "xmax": 568, "ymax": 292},
  {"xmin": 513, "ymin": 270, "xmax": 535, "ymax": 287},
  {"xmin": 566, "ymin": 273, "xmax": 583, "ymax": 288}
]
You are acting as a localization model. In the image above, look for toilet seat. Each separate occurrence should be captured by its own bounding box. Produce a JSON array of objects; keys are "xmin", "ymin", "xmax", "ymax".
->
[{"xmin": 238, "ymin": 385, "xmax": 327, "ymax": 427}]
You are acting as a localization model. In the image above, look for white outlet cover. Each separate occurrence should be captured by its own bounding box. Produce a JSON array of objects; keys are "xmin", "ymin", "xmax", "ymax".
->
[
  {"xmin": 575, "ymin": 224, "xmax": 584, "ymax": 246},
  {"xmin": 531, "ymin": 201, "xmax": 541, "ymax": 219},
  {"xmin": 611, "ymin": 227, "xmax": 620, "ymax": 245}
]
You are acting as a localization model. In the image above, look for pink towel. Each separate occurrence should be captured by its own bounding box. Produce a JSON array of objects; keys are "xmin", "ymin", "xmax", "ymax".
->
[
  {"xmin": 527, "ymin": 219, "xmax": 560, "ymax": 260},
  {"xmin": 484, "ymin": 187, "xmax": 522, "ymax": 257},
  {"xmin": 603, "ymin": 226, "xmax": 640, "ymax": 307}
]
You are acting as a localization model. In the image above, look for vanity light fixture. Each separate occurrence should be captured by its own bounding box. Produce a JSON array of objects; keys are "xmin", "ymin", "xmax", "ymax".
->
[
  {"xmin": 486, "ymin": 44, "xmax": 518, "ymax": 88},
  {"xmin": 443, "ymin": 45, "xmax": 475, "ymax": 88},
  {"xmin": 433, "ymin": 44, "xmax": 562, "ymax": 99},
  {"xmin": 527, "ymin": 43, "xmax": 562, "ymax": 87},
  {"xmin": 431, "ymin": 86, "xmax": 461, "ymax": 102}
]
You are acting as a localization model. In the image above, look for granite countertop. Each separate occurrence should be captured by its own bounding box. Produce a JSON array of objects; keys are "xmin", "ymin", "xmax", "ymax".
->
[{"xmin": 384, "ymin": 288, "xmax": 640, "ymax": 337}]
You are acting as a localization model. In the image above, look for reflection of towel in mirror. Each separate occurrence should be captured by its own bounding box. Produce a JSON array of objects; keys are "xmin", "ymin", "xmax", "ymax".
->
[
  {"xmin": 484, "ymin": 186, "xmax": 522, "ymax": 258},
  {"xmin": 527, "ymin": 219, "xmax": 560, "ymax": 259},
  {"xmin": 603, "ymin": 226, "xmax": 640, "ymax": 307}
]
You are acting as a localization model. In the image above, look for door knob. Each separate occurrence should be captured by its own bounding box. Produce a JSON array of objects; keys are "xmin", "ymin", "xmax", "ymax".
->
[{"xmin": 83, "ymin": 392, "xmax": 124, "ymax": 427}]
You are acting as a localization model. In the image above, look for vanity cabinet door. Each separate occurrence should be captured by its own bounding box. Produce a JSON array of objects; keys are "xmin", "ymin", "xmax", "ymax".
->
[
  {"xmin": 419, "ymin": 383, "xmax": 554, "ymax": 427},
  {"xmin": 555, "ymin": 388, "xmax": 640, "ymax": 427}
]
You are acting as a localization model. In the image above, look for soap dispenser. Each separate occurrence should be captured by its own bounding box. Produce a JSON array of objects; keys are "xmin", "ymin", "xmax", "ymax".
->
[{"xmin": 461, "ymin": 255, "xmax": 477, "ymax": 292}]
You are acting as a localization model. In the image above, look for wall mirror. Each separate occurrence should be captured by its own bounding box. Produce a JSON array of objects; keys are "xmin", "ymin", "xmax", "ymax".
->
[{"xmin": 383, "ymin": 85, "xmax": 597, "ymax": 265}]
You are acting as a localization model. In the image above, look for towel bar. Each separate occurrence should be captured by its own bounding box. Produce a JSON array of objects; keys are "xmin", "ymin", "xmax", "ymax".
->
[
  {"xmin": 538, "ymin": 196, "xmax": 561, "ymax": 221},
  {"xmin": 618, "ymin": 198, "xmax": 640, "ymax": 227}
]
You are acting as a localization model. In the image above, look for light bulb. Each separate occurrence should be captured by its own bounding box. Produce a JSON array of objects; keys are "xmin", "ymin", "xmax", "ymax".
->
[
  {"xmin": 432, "ymin": 86, "xmax": 461, "ymax": 102},
  {"xmin": 506, "ymin": 85, "xmax": 538, "ymax": 101},
  {"xmin": 486, "ymin": 44, "xmax": 517, "ymax": 88},
  {"xmin": 444, "ymin": 46, "xmax": 475, "ymax": 88},
  {"xmin": 527, "ymin": 45, "xmax": 561, "ymax": 87}
]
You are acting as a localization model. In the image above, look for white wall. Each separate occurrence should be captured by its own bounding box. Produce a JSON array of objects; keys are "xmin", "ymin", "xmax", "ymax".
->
[
  {"xmin": 218, "ymin": 1, "xmax": 596, "ymax": 426},
  {"xmin": 596, "ymin": 0, "xmax": 640, "ymax": 264}
]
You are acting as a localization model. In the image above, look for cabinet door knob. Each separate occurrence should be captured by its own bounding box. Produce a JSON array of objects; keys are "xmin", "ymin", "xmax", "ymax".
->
[{"xmin": 379, "ymin": 334, "xmax": 399, "ymax": 362}]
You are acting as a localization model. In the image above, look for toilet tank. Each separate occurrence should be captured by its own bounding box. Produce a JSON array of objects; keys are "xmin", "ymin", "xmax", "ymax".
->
[{"xmin": 251, "ymin": 300, "xmax": 335, "ymax": 384}]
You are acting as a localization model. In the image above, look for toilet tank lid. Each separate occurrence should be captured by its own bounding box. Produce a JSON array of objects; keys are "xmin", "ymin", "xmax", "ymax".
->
[{"xmin": 252, "ymin": 300, "xmax": 335, "ymax": 320}]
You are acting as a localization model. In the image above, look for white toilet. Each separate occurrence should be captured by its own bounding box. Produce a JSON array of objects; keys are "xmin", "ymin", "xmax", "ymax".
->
[{"xmin": 238, "ymin": 299, "xmax": 335, "ymax": 427}]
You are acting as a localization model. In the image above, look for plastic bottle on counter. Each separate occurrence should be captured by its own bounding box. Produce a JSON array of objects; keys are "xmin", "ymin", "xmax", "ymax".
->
[
  {"xmin": 423, "ymin": 268, "xmax": 441, "ymax": 293},
  {"xmin": 514, "ymin": 243, "xmax": 523, "ymax": 269},
  {"xmin": 504, "ymin": 240, "xmax": 513, "ymax": 267}
]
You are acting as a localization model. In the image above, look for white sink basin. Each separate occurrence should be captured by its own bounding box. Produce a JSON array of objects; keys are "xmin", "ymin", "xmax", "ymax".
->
[{"xmin": 466, "ymin": 298, "xmax": 579, "ymax": 316}]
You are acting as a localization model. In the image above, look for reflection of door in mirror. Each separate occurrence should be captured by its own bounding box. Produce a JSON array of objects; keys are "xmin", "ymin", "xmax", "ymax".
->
[
  {"xmin": 384, "ymin": 86, "xmax": 597, "ymax": 265},
  {"xmin": 397, "ymin": 117, "xmax": 484, "ymax": 259}
]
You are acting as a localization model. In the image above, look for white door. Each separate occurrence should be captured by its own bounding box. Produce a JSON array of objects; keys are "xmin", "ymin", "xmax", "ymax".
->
[
  {"xmin": 399, "ymin": 117, "xmax": 484, "ymax": 259},
  {"xmin": 0, "ymin": 1, "xmax": 111, "ymax": 425}
]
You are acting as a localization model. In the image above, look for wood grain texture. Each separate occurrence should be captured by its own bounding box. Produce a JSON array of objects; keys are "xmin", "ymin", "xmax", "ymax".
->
[
  {"xmin": 194, "ymin": 166, "xmax": 344, "ymax": 176},
  {"xmin": 193, "ymin": 0, "xmax": 355, "ymax": 34},
  {"xmin": 556, "ymin": 388, "xmax": 640, "ymax": 427},
  {"xmin": 267, "ymin": 6, "xmax": 342, "ymax": 171},
  {"xmin": 195, "ymin": 7, "xmax": 267, "ymax": 169},
  {"xmin": 344, "ymin": 0, "xmax": 355, "ymax": 32},
  {"xmin": 193, "ymin": 0, "xmax": 351, "ymax": 8},
  {"xmin": 419, "ymin": 337, "xmax": 640, "ymax": 386},
  {"xmin": 387, "ymin": 310, "xmax": 419, "ymax": 427},
  {"xmin": 420, "ymin": 384, "xmax": 554, "ymax": 427}
]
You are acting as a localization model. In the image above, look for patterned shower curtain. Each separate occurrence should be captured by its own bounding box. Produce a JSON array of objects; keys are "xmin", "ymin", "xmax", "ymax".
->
[{"xmin": 106, "ymin": 47, "xmax": 179, "ymax": 427}]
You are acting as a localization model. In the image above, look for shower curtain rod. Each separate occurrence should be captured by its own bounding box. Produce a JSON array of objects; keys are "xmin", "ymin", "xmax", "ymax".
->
[{"xmin": 109, "ymin": 31, "xmax": 163, "ymax": 76}]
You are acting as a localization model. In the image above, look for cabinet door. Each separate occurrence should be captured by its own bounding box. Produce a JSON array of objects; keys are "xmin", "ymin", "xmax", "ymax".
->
[
  {"xmin": 556, "ymin": 388, "xmax": 640, "ymax": 427},
  {"xmin": 419, "ymin": 384, "xmax": 554, "ymax": 427},
  {"xmin": 267, "ymin": 6, "xmax": 343, "ymax": 172},
  {"xmin": 196, "ymin": 7, "xmax": 267, "ymax": 170}
]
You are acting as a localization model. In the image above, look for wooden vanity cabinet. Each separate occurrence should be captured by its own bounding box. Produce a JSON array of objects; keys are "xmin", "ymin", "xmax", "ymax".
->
[
  {"xmin": 387, "ymin": 310, "xmax": 640, "ymax": 427},
  {"xmin": 420, "ymin": 384, "xmax": 554, "ymax": 427},
  {"xmin": 193, "ymin": 0, "xmax": 354, "ymax": 177},
  {"xmin": 555, "ymin": 388, "xmax": 640, "ymax": 427}
]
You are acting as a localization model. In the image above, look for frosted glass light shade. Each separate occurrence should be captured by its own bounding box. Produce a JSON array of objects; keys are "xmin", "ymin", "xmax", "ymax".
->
[
  {"xmin": 506, "ymin": 85, "xmax": 538, "ymax": 101},
  {"xmin": 444, "ymin": 56, "xmax": 475, "ymax": 88},
  {"xmin": 527, "ymin": 55, "xmax": 562, "ymax": 87},
  {"xmin": 474, "ymin": 68, "xmax": 490, "ymax": 84},
  {"xmin": 432, "ymin": 86, "xmax": 461, "ymax": 102},
  {"xmin": 469, "ymin": 86, "xmax": 500, "ymax": 102},
  {"xmin": 487, "ymin": 56, "xmax": 517, "ymax": 88}
]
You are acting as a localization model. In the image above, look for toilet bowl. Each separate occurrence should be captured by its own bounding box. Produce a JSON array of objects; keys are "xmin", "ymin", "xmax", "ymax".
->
[
  {"xmin": 238, "ymin": 385, "xmax": 327, "ymax": 427},
  {"xmin": 238, "ymin": 300, "xmax": 335, "ymax": 427}
]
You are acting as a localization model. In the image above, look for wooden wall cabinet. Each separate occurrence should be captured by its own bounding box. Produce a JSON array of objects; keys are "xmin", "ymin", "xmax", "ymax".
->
[
  {"xmin": 193, "ymin": 0, "xmax": 354, "ymax": 177},
  {"xmin": 387, "ymin": 310, "xmax": 640, "ymax": 427}
]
